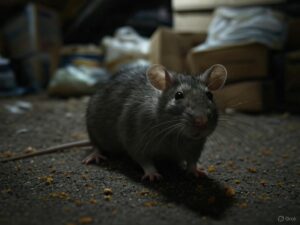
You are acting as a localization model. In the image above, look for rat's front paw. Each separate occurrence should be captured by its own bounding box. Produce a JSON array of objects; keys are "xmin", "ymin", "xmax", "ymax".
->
[
  {"xmin": 82, "ymin": 151, "xmax": 107, "ymax": 165},
  {"xmin": 141, "ymin": 172, "xmax": 163, "ymax": 182},
  {"xmin": 188, "ymin": 165, "xmax": 207, "ymax": 178}
]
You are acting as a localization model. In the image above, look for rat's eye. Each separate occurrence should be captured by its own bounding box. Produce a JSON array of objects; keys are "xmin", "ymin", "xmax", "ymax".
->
[
  {"xmin": 175, "ymin": 91, "xmax": 184, "ymax": 100},
  {"xmin": 206, "ymin": 91, "xmax": 213, "ymax": 101}
]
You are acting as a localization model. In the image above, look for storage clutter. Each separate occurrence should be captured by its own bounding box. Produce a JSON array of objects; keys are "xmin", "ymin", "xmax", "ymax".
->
[
  {"xmin": 149, "ymin": 29, "xmax": 277, "ymax": 112},
  {"xmin": 148, "ymin": 0, "xmax": 300, "ymax": 113},
  {"xmin": 0, "ymin": 0, "xmax": 299, "ymax": 113}
]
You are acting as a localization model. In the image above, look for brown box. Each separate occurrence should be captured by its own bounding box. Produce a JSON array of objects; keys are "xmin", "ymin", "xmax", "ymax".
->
[
  {"xmin": 187, "ymin": 43, "xmax": 269, "ymax": 82},
  {"xmin": 16, "ymin": 48, "xmax": 60, "ymax": 89},
  {"xmin": 285, "ymin": 51, "xmax": 300, "ymax": 91},
  {"xmin": 173, "ymin": 12, "xmax": 213, "ymax": 33},
  {"xmin": 149, "ymin": 27, "xmax": 206, "ymax": 73},
  {"xmin": 3, "ymin": 3, "xmax": 61, "ymax": 59},
  {"xmin": 285, "ymin": 64, "xmax": 300, "ymax": 91},
  {"xmin": 213, "ymin": 81, "xmax": 276, "ymax": 112},
  {"xmin": 286, "ymin": 50, "xmax": 300, "ymax": 61},
  {"xmin": 172, "ymin": 0, "xmax": 285, "ymax": 11},
  {"xmin": 287, "ymin": 18, "xmax": 300, "ymax": 50}
]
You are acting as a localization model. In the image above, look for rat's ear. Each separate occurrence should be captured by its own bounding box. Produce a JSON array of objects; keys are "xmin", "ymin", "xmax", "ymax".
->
[
  {"xmin": 146, "ymin": 64, "xmax": 173, "ymax": 91},
  {"xmin": 201, "ymin": 64, "xmax": 227, "ymax": 91}
]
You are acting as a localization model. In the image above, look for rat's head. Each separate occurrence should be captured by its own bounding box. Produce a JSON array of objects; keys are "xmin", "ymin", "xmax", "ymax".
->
[{"xmin": 147, "ymin": 64, "xmax": 227, "ymax": 139}]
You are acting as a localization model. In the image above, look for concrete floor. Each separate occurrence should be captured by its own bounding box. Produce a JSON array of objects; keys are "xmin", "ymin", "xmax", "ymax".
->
[{"xmin": 0, "ymin": 95, "xmax": 299, "ymax": 225}]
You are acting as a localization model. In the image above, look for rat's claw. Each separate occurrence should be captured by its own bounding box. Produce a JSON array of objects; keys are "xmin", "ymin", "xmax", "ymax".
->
[
  {"xmin": 191, "ymin": 167, "xmax": 207, "ymax": 178},
  {"xmin": 82, "ymin": 151, "xmax": 107, "ymax": 165},
  {"xmin": 141, "ymin": 172, "xmax": 163, "ymax": 182}
]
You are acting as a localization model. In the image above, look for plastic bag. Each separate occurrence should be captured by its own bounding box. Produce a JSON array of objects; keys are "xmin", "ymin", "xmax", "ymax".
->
[
  {"xmin": 48, "ymin": 65, "xmax": 109, "ymax": 97},
  {"xmin": 193, "ymin": 7, "xmax": 287, "ymax": 52},
  {"xmin": 102, "ymin": 26, "xmax": 150, "ymax": 72}
]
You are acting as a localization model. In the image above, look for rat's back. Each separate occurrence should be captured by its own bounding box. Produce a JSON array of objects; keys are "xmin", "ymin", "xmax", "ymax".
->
[{"xmin": 86, "ymin": 66, "xmax": 158, "ymax": 153}]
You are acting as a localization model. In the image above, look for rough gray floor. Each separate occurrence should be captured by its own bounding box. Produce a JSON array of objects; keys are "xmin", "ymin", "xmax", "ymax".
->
[{"xmin": 0, "ymin": 95, "xmax": 299, "ymax": 225}]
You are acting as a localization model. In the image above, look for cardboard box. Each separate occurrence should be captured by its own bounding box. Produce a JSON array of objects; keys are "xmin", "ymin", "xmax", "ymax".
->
[
  {"xmin": 285, "ymin": 64, "xmax": 300, "ymax": 91},
  {"xmin": 3, "ymin": 3, "xmax": 61, "ymax": 59},
  {"xmin": 214, "ymin": 81, "xmax": 276, "ymax": 112},
  {"xmin": 187, "ymin": 44, "xmax": 269, "ymax": 82},
  {"xmin": 287, "ymin": 18, "xmax": 300, "ymax": 50},
  {"xmin": 173, "ymin": 12, "xmax": 213, "ymax": 33},
  {"xmin": 149, "ymin": 27, "xmax": 206, "ymax": 73},
  {"xmin": 285, "ymin": 51, "xmax": 300, "ymax": 91},
  {"xmin": 286, "ymin": 51, "xmax": 300, "ymax": 61},
  {"xmin": 172, "ymin": 0, "xmax": 285, "ymax": 11},
  {"xmin": 13, "ymin": 49, "xmax": 60, "ymax": 89}
]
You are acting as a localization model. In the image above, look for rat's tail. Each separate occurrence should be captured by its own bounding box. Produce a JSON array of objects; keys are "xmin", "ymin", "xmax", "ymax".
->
[{"xmin": 1, "ymin": 140, "xmax": 92, "ymax": 163}]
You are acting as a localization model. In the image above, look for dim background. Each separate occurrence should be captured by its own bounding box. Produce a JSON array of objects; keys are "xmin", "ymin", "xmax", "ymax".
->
[
  {"xmin": 0, "ymin": 0, "xmax": 299, "ymax": 112},
  {"xmin": 0, "ymin": 1, "xmax": 299, "ymax": 225}
]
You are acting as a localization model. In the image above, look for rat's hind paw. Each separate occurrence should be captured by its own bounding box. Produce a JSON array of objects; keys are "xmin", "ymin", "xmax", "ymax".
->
[
  {"xmin": 82, "ymin": 151, "xmax": 107, "ymax": 165},
  {"xmin": 193, "ymin": 169, "xmax": 207, "ymax": 178},
  {"xmin": 141, "ymin": 172, "xmax": 163, "ymax": 182}
]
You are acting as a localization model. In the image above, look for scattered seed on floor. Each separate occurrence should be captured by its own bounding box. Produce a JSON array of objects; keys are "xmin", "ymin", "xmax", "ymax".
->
[
  {"xmin": 39, "ymin": 175, "xmax": 54, "ymax": 185},
  {"xmin": 23, "ymin": 146, "xmax": 36, "ymax": 154},
  {"xmin": 260, "ymin": 179, "xmax": 267, "ymax": 186},
  {"xmin": 89, "ymin": 198, "xmax": 97, "ymax": 204},
  {"xmin": 207, "ymin": 165, "xmax": 216, "ymax": 173},
  {"xmin": 103, "ymin": 188, "xmax": 113, "ymax": 195},
  {"xmin": 79, "ymin": 216, "xmax": 93, "ymax": 224},
  {"xmin": 225, "ymin": 186, "xmax": 236, "ymax": 197},
  {"xmin": 239, "ymin": 202, "xmax": 248, "ymax": 208},
  {"xmin": 234, "ymin": 179, "xmax": 241, "ymax": 184},
  {"xmin": 143, "ymin": 201, "xmax": 158, "ymax": 207},
  {"xmin": 247, "ymin": 167, "xmax": 257, "ymax": 173}
]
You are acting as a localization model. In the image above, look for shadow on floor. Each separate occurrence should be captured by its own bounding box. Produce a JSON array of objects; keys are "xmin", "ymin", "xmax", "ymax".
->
[{"xmin": 94, "ymin": 155, "xmax": 234, "ymax": 219}]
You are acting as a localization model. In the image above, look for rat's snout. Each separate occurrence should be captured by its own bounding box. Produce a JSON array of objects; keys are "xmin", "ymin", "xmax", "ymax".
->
[{"xmin": 194, "ymin": 116, "xmax": 208, "ymax": 129}]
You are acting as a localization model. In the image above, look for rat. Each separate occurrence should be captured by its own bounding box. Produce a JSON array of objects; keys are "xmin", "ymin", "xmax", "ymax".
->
[
  {"xmin": 84, "ymin": 64, "xmax": 227, "ymax": 181},
  {"xmin": 1, "ymin": 64, "xmax": 227, "ymax": 182}
]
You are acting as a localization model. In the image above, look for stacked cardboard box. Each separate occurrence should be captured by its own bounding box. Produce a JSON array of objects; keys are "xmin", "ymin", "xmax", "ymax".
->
[
  {"xmin": 173, "ymin": 12, "xmax": 213, "ymax": 33},
  {"xmin": 149, "ymin": 27, "xmax": 206, "ymax": 73},
  {"xmin": 149, "ymin": 28, "xmax": 276, "ymax": 112},
  {"xmin": 287, "ymin": 19, "xmax": 300, "ymax": 51},
  {"xmin": 283, "ymin": 17, "xmax": 300, "ymax": 112},
  {"xmin": 213, "ymin": 81, "xmax": 276, "ymax": 112},
  {"xmin": 188, "ymin": 44, "xmax": 276, "ymax": 112},
  {"xmin": 188, "ymin": 44, "xmax": 269, "ymax": 82},
  {"xmin": 3, "ymin": 3, "xmax": 61, "ymax": 89}
]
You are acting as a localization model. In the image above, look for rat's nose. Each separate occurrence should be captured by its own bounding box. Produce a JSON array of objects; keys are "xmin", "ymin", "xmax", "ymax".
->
[{"xmin": 194, "ymin": 116, "xmax": 208, "ymax": 128}]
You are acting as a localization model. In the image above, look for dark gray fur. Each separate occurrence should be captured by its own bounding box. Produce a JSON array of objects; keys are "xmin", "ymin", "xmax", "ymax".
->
[{"xmin": 86, "ymin": 66, "xmax": 219, "ymax": 174}]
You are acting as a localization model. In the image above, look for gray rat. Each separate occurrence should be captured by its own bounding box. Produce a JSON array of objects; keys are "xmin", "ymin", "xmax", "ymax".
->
[
  {"xmin": 84, "ymin": 64, "xmax": 227, "ymax": 181},
  {"xmin": 1, "ymin": 64, "xmax": 227, "ymax": 182}
]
